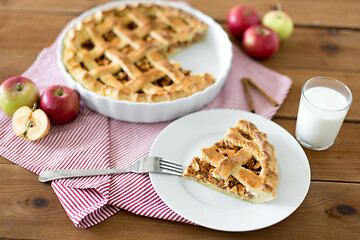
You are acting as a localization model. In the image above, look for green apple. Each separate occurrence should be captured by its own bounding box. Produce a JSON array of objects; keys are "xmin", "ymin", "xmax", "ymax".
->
[
  {"xmin": 0, "ymin": 76, "xmax": 40, "ymax": 116},
  {"xmin": 262, "ymin": 8, "xmax": 294, "ymax": 41}
]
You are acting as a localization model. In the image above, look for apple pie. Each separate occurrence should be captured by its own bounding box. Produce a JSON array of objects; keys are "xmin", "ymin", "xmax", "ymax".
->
[
  {"xmin": 62, "ymin": 3, "xmax": 216, "ymax": 103},
  {"xmin": 183, "ymin": 120, "xmax": 278, "ymax": 203}
]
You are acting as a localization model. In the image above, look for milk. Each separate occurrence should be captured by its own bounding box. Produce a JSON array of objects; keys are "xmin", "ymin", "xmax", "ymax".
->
[{"xmin": 295, "ymin": 86, "xmax": 349, "ymax": 150}]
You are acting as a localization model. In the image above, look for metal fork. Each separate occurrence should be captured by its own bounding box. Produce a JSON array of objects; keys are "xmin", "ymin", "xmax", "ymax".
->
[{"xmin": 39, "ymin": 156, "xmax": 183, "ymax": 182}]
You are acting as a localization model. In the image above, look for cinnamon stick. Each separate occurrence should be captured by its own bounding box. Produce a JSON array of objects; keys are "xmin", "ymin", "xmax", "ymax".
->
[
  {"xmin": 242, "ymin": 78, "xmax": 255, "ymax": 113},
  {"xmin": 244, "ymin": 78, "xmax": 279, "ymax": 107}
]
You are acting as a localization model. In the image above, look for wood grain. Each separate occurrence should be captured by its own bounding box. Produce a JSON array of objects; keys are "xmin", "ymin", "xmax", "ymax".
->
[
  {"xmin": 0, "ymin": 53, "xmax": 37, "ymax": 80},
  {"xmin": 0, "ymin": 12, "xmax": 73, "ymax": 54},
  {"xmin": 272, "ymin": 119, "xmax": 360, "ymax": 183},
  {"xmin": 1, "ymin": 0, "xmax": 360, "ymax": 29},
  {"xmin": 0, "ymin": 163, "xmax": 359, "ymax": 239},
  {"xmin": 227, "ymin": 25, "xmax": 360, "ymax": 72},
  {"xmin": 1, "ymin": 12, "xmax": 360, "ymax": 73},
  {"xmin": 274, "ymin": 68, "xmax": 360, "ymax": 121},
  {"xmin": 1, "ymin": 0, "xmax": 360, "ymax": 238}
]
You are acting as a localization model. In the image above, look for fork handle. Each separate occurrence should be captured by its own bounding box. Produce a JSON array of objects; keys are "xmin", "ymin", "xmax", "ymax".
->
[{"xmin": 39, "ymin": 168, "xmax": 130, "ymax": 182}]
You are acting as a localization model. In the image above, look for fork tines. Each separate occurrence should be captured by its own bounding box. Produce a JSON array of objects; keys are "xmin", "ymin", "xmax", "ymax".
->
[{"xmin": 159, "ymin": 159, "xmax": 183, "ymax": 176}]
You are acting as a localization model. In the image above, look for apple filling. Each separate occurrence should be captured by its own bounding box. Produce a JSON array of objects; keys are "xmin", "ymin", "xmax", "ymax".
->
[
  {"xmin": 153, "ymin": 76, "xmax": 173, "ymax": 87},
  {"xmin": 126, "ymin": 22, "xmax": 138, "ymax": 30},
  {"xmin": 95, "ymin": 55, "xmax": 111, "ymax": 66},
  {"xmin": 214, "ymin": 139, "xmax": 262, "ymax": 175},
  {"xmin": 184, "ymin": 157, "xmax": 254, "ymax": 199},
  {"xmin": 114, "ymin": 70, "xmax": 131, "ymax": 84},
  {"xmin": 135, "ymin": 57, "xmax": 154, "ymax": 72},
  {"xmin": 81, "ymin": 39, "xmax": 95, "ymax": 50},
  {"xmin": 165, "ymin": 26, "xmax": 176, "ymax": 34},
  {"xmin": 103, "ymin": 30, "xmax": 117, "ymax": 42},
  {"xmin": 184, "ymin": 138, "xmax": 265, "ymax": 199},
  {"xmin": 120, "ymin": 45, "xmax": 134, "ymax": 55},
  {"xmin": 145, "ymin": 35, "xmax": 156, "ymax": 42}
]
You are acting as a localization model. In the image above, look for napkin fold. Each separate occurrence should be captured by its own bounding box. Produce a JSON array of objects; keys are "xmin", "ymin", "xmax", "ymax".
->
[{"xmin": 0, "ymin": 40, "xmax": 292, "ymax": 228}]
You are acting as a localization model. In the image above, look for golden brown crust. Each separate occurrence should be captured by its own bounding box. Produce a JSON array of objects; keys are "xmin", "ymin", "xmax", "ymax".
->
[
  {"xmin": 183, "ymin": 119, "xmax": 279, "ymax": 203},
  {"xmin": 62, "ymin": 3, "xmax": 215, "ymax": 103}
]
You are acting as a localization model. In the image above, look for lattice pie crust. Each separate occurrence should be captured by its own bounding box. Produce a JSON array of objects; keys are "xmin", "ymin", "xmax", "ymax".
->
[
  {"xmin": 183, "ymin": 120, "xmax": 279, "ymax": 203},
  {"xmin": 62, "ymin": 3, "xmax": 216, "ymax": 103}
]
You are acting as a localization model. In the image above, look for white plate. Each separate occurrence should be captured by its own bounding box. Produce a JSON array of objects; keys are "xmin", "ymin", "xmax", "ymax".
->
[
  {"xmin": 150, "ymin": 109, "xmax": 311, "ymax": 231},
  {"xmin": 56, "ymin": 1, "xmax": 232, "ymax": 122}
]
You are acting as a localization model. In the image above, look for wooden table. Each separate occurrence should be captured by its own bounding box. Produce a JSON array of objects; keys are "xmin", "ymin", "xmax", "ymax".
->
[{"xmin": 1, "ymin": 0, "xmax": 359, "ymax": 239}]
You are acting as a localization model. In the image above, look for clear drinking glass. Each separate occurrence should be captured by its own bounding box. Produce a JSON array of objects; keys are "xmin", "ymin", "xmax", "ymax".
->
[{"xmin": 295, "ymin": 77, "xmax": 352, "ymax": 150}]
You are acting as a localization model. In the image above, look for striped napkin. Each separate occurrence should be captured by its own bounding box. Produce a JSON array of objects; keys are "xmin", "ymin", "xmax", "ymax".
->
[{"xmin": 0, "ymin": 41, "xmax": 292, "ymax": 228}]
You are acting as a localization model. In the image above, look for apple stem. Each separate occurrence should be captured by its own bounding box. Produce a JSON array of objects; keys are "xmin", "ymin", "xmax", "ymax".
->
[
  {"xmin": 22, "ymin": 131, "xmax": 28, "ymax": 138},
  {"xmin": 16, "ymin": 83, "xmax": 22, "ymax": 91},
  {"xmin": 59, "ymin": 86, "xmax": 64, "ymax": 96},
  {"xmin": 245, "ymin": 10, "xmax": 253, "ymax": 17},
  {"xmin": 257, "ymin": 27, "xmax": 269, "ymax": 35},
  {"xmin": 32, "ymin": 103, "xmax": 37, "ymax": 112},
  {"xmin": 277, "ymin": 2, "xmax": 282, "ymax": 11}
]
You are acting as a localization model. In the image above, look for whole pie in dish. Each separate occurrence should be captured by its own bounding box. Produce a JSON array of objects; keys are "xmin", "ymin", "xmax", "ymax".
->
[
  {"xmin": 183, "ymin": 120, "xmax": 279, "ymax": 203},
  {"xmin": 62, "ymin": 3, "xmax": 216, "ymax": 103}
]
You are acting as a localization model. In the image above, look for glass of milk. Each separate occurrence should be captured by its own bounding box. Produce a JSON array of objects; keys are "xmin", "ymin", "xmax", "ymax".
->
[{"xmin": 295, "ymin": 77, "xmax": 352, "ymax": 150}]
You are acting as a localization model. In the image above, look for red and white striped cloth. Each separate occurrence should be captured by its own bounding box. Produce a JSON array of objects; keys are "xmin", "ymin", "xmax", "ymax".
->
[{"xmin": 0, "ymin": 41, "xmax": 292, "ymax": 228}]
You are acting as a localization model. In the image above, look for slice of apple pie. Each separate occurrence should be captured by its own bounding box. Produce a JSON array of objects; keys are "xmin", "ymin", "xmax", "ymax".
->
[{"xmin": 183, "ymin": 119, "xmax": 278, "ymax": 203}]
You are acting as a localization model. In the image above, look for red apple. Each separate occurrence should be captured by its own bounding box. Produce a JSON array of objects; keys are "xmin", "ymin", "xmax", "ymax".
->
[
  {"xmin": 39, "ymin": 85, "xmax": 80, "ymax": 124},
  {"xmin": 242, "ymin": 25, "xmax": 280, "ymax": 60},
  {"xmin": 0, "ymin": 76, "xmax": 40, "ymax": 116},
  {"xmin": 227, "ymin": 5, "xmax": 260, "ymax": 39}
]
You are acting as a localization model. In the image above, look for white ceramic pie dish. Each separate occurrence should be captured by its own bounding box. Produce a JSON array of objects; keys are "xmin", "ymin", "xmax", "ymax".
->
[{"xmin": 56, "ymin": 0, "xmax": 232, "ymax": 122}]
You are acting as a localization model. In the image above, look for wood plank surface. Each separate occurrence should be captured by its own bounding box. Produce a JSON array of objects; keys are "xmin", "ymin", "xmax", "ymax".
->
[
  {"xmin": 1, "ymin": 12, "xmax": 360, "ymax": 73},
  {"xmin": 0, "ymin": 13, "xmax": 72, "ymax": 54},
  {"xmin": 0, "ymin": 163, "xmax": 359, "ymax": 239},
  {"xmin": 1, "ymin": 0, "xmax": 360, "ymax": 29},
  {"xmin": 228, "ymin": 25, "xmax": 360, "ymax": 72},
  {"xmin": 272, "ymin": 119, "xmax": 360, "ymax": 183},
  {"xmin": 274, "ymin": 68, "xmax": 360, "ymax": 120},
  {"xmin": 0, "ymin": 53, "xmax": 37, "ymax": 80},
  {"xmin": 0, "ymin": 0, "xmax": 360, "ymax": 238}
]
